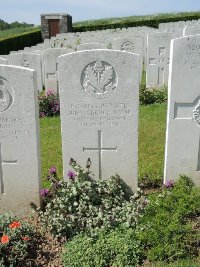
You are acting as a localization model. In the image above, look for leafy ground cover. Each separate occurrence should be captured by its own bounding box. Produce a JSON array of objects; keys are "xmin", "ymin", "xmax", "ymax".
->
[
  {"xmin": 1, "ymin": 154, "xmax": 200, "ymax": 266},
  {"xmin": 148, "ymin": 260, "xmax": 200, "ymax": 267}
]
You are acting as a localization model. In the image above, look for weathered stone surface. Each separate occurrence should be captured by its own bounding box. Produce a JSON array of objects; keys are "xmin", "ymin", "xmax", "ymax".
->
[
  {"xmin": 8, "ymin": 53, "xmax": 43, "ymax": 92},
  {"xmin": 41, "ymin": 13, "xmax": 72, "ymax": 39},
  {"xmin": 77, "ymin": 43, "xmax": 107, "ymax": 50},
  {"xmin": 184, "ymin": 25, "xmax": 200, "ymax": 37},
  {"xmin": 111, "ymin": 37, "xmax": 144, "ymax": 79},
  {"xmin": 58, "ymin": 50, "xmax": 140, "ymax": 190},
  {"xmin": 164, "ymin": 34, "xmax": 200, "ymax": 185},
  {"xmin": 0, "ymin": 58, "xmax": 7, "ymax": 64},
  {"xmin": 43, "ymin": 48, "xmax": 72, "ymax": 92},
  {"xmin": 146, "ymin": 32, "xmax": 180, "ymax": 87},
  {"xmin": 0, "ymin": 65, "xmax": 41, "ymax": 214}
]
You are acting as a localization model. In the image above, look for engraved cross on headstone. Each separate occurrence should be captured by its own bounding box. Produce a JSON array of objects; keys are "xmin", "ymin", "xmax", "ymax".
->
[
  {"xmin": 83, "ymin": 130, "xmax": 117, "ymax": 179},
  {"xmin": 149, "ymin": 47, "xmax": 170, "ymax": 85},
  {"xmin": 174, "ymin": 98, "xmax": 200, "ymax": 171},
  {"xmin": 46, "ymin": 63, "xmax": 58, "ymax": 82},
  {"xmin": 0, "ymin": 143, "xmax": 17, "ymax": 194}
]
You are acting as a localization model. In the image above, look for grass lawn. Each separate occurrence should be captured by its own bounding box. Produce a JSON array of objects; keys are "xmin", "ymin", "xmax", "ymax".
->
[
  {"xmin": 139, "ymin": 103, "xmax": 167, "ymax": 181},
  {"xmin": 73, "ymin": 11, "xmax": 200, "ymax": 27},
  {"xmin": 40, "ymin": 103, "xmax": 167, "ymax": 187},
  {"xmin": 0, "ymin": 27, "xmax": 39, "ymax": 40}
]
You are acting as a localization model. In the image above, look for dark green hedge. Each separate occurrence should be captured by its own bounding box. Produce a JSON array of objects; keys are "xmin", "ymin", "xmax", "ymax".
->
[
  {"xmin": 0, "ymin": 30, "xmax": 42, "ymax": 55},
  {"xmin": 73, "ymin": 14, "xmax": 200, "ymax": 32}
]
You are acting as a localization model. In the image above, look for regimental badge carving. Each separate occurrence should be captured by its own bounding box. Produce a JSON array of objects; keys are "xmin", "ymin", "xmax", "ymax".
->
[
  {"xmin": 81, "ymin": 59, "xmax": 117, "ymax": 99},
  {"xmin": 120, "ymin": 41, "xmax": 135, "ymax": 53},
  {"xmin": 0, "ymin": 77, "xmax": 14, "ymax": 112},
  {"xmin": 193, "ymin": 100, "xmax": 200, "ymax": 126},
  {"xmin": 22, "ymin": 59, "xmax": 31, "ymax": 68}
]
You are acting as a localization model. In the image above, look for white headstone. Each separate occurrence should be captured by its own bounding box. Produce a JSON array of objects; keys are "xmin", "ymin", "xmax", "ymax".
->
[
  {"xmin": 0, "ymin": 55, "xmax": 8, "ymax": 59},
  {"xmin": 111, "ymin": 37, "xmax": 144, "ymax": 80},
  {"xmin": 0, "ymin": 58, "xmax": 7, "ymax": 64},
  {"xmin": 146, "ymin": 32, "xmax": 180, "ymax": 87},
  {"xmin": 58, "ymin": 50, "xmax": 140, "ymax": 190},
  {"xmin": 43, "ymin": 48, "xmax": 72, "ymax": 93},
  {"xmin": 164, "ymin": 34, "xmax": 200, "ymax": 185},
  {"xmin": 0, "ymin": 65, "xmax": 41, "ymax": 213},
  {"xmin": 8, "ymin": 53, "xmax": 43, "ymax": 92},
  {"xmin": 184, "ymin": 25, "xmax": 200, "ymax": 37},
  {"xmin": 77, "ymin": 43, "xmax": 107, "ymax": 51}
]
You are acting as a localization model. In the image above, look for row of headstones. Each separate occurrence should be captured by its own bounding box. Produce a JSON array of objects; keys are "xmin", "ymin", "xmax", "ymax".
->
[
  {"xmin": 0, "ymin": 33, "xmax": 173, "ymax": 91},
  {"xmin": 0, "ymin": 33, "xmax": 200, "ymax": 214},
  {"xmin": 159, "ymin": 19, "xmax": 200, "ymax": 32},
  {"xmin": 1, "ymin": 20, "xmax": 200, "ymax": 92},
  {"xmin": 0, "ymin": 25, "xmax": 157, "ymax": 92}
]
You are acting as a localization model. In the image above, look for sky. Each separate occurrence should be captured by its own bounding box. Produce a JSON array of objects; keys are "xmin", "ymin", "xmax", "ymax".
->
[{"xmin": 1, "ymin": 0, "xmax": 200, "ymax": 25}]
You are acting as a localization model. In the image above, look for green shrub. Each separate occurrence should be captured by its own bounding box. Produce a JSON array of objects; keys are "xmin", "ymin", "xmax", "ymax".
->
[
  {"xmin": 0, "ymin": 213, "xmax": 36, "ymax": 266},
  {"xmin": 139, "ymin": 85, "xmax": 168, "ymax": 105},
  {"xmin": 0, "ymin": 29, "xmax": 42, "ymax": 55},
  {"xmin": 148, "ymin": 259, "xmax": 200, "ymax": 267},
  {"xmin": 138, "ymin": 176, "xmax": 200, "ymax": 262},
  {"xmin": 62, "ymin": 227, "xmax": 143, "ymax": 267},
  {"xmin": 38, "ymin": 90, "xmax": 60, "ymax": 117},
  {"xmin": 38, "ymin": 159, "xmax": 145, "ymax": 238}
]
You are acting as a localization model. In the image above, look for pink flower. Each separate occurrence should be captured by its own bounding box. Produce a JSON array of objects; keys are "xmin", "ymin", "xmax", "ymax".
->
[
  {"xmin": 49, "ymin": 166, "xmax": 57, "ymax": 175},
  {"xmin": 165, "ymin": 180, "xmax": 175, "ymax": 188},
  {"xmin": 46, "ymin": 89, "xmax": 55, "ymax": 96},
  {"xmin": 40, "ymin": 188, "xmax": 49, "ymax": 197}
]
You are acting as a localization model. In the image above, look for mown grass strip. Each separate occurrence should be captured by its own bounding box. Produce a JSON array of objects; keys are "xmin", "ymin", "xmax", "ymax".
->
[
  {"xmin": 40, "ymin": 103, "xmax": 167, "ymax": 187},
  {"xmin": 0, "ymin": 26, "xmax": 40, "ymax": 40}
]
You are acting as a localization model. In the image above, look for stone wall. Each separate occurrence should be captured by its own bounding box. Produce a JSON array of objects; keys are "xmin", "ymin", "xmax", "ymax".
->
[{"xmin": 41, "ymin": 14, "xmax": 72, "ymax": 39}]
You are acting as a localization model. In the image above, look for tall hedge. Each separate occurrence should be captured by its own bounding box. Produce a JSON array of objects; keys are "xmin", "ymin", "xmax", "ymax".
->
[
  {"xmin": 73, "ymin": 14, "xmax": 200, "ymax": 32},
  {"xmin": 0, "ymin": 30, "xmax": 42, "ymax": 55}
]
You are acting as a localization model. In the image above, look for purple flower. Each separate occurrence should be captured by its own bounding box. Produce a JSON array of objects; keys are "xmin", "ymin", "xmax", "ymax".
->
[
  {"xmin": 67, "ymin": 170, "xmax": 76, "ymax": 179},
  {"xmin": 46, "ymin": 89, "xmax": 55, "ymax": 96},
  {"xmin": 165, "ymin": 180, "xmax": 175, "ymax": 188},
  {"xmin": 49, "ymin": 166, "xmax": 57, "ymax": 175},
  {"xmin": 55, "ymin": 181, "xmax": 62, "ymax": 188},
  {"xmin": 40, "ymin": 188, "xmax": 49, "ymax": 197}
]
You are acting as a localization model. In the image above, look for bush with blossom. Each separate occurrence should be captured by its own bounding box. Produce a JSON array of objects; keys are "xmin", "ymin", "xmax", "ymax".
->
[
  {"xmin": 0, "ymin": 213, "xmax": 36, "ymax": 266},
  {"xmin": 38, "ymin": 159, "xmax": 146, "ymax": 239},
  {"xmin": 40, "ymin": 165, "xmax": 62, "ymax": 206},
  {"xmin": 38, "ymin": 90, "xmax": 60, "ymax": 117}
]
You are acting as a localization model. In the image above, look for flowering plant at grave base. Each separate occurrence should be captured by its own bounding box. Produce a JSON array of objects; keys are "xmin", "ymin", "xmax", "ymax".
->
[
  {"xmin": 38, "ymin": 89, "xmax": 60, "ymax": 117},
  {"xmin": 67, "ymin": 170, "xmax": 76, "ymax": 180},
  {"xmin": 0, "ymin": 213, "xmax": 36, "ymax": 266},
  {"xmin": 164, "ymin": 179, "xmax": 175, "ymax": 189},
  {"xmin": 37, "ymin": 158, "xmax": 146, "ymax": 239},
  {"xmin": 40, "ymin": 165, "xmax": 63, "ymax": 205}
]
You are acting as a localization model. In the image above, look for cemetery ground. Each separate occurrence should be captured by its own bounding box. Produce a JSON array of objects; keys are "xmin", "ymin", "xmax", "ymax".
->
[
  {"xmin": 12, "ymin": 101, "xmax": 197, "ymax": 267},
  {"xmin": 40, "ymin": 103, "xmax": 167, "ymax": 187},
  {"xmin": 2, "ymin": 96, "xmax": 200, "ymax": 266},
  {"xmin": 2, "ymin": 23, "xmax": 200, "ymax": 265}
]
